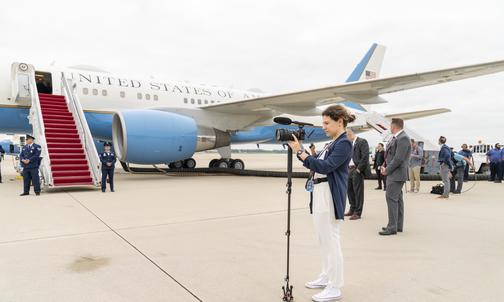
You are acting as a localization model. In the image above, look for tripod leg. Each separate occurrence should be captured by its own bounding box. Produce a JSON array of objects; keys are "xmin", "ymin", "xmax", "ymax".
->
[{"xmin": 281, "ymin": 146, "xmax": 294, "ymax": 301}]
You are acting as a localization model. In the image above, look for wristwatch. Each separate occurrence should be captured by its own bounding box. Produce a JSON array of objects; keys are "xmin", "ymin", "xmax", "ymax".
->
[{"xmin": 297, "ymin": 149, "xmax": 304, "ymax": 157}]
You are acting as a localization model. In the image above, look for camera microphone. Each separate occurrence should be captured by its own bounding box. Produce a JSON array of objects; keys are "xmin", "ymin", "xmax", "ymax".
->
[{"xmin": 273, "ymin": 117, "xmax": 292, "ymax": 125}]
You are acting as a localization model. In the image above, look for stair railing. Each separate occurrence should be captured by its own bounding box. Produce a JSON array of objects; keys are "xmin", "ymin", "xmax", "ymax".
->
[
  {"xmin": 60, "ymin": 73, "xmax": 101, "ymax": 186},
  {"xmin": 22, "ymin": 64, "xmax": 54, "ymax": 187}
]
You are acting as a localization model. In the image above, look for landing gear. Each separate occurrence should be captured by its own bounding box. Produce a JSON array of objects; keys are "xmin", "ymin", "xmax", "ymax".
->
[
  {"xmin": 168, "ymin": 161, "xmax": 183, "ymax": 169},
  {"xmin": 208, "ymin": 158, "xmax": 245, "ymax": 170},
  {"xmin": 183, "ymin": 158, "xmax": 196, "ymax": 169},
  {"xmin": 230, "ymin": 159, "xmax": 244, "ymax": 169},
  {"xmin": 168, "ymin": 158, "xmax": 197, "ymax": 169}
]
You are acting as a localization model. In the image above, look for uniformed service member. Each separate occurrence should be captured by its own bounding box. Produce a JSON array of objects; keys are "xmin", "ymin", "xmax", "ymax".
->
[
  {"xmin": 20, "ymin": 134, "xmax": 42, "ymax": 196},
  {"xmin": 100, "ymin": 142, "xmax": 116, "ymax": 192}
]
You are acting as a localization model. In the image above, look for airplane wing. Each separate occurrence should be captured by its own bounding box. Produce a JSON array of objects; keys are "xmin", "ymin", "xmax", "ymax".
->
[
  {"xmin": 385, "ymin": 108, "xmax": 451, "ymax": 120},
  {"xmin": 201, "ymin": 59, "xmax": 504, "ymax": 114}
]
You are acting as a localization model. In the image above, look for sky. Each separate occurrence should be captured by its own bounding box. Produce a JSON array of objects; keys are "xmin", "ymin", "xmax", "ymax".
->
[{"xmin": 1, "ymin": 0, "xmax": 503, "ymax": 150}]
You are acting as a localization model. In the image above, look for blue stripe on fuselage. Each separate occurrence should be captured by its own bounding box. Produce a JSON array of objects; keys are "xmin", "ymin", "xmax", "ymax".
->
[
  {"xmin": 0, "ymin": 107, "xmax": 328, "ymax": 146},
  {"xmin": 0, "ymin": 107, "xmax": 114, "ymax": 141}
]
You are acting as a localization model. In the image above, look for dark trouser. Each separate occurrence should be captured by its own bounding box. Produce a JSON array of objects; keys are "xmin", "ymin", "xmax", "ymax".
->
[
  {"xmin": 347, "ymin": 168, "xmax": 365, "ymax": 216},
  {"xmin": 498, "ymin": 162, "xmax": 504, "ymax": 181},
  {"xmin": 450, "ymin": 166, "xmax": 464, "ymax": 193},
  {"xmin": 23, "ymin": 168, "xmax": 40, "ymax": 194},
  {"xmin": 385, "ymin": 181, "xmax": 405, "ymax": 232},
  {"xmin": 101, "ymin": 168, "xmax": 114, "ymax": 191},
  {"xmin": 0, "ymin": 162, "xmax": 2, "ymax": 183},
  {"xmin": 375, "ymin": 167, "xmax": 386, "ymax": 189},
  {"xmin": 489, "ymin": 162, "xmax": 499, "ymax": 181},
  {"xmin": 463, "ymin": 164, "xmax": 470, "ymax": 181}
]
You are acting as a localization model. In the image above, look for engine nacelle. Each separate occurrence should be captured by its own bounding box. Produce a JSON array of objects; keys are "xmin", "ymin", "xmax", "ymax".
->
[{"xmin": 112, "ymin": 110, "xmax": 230, "ymax": 164}]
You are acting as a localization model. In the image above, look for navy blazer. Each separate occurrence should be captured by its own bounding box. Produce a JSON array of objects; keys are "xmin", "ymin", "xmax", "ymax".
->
[
  {"xmin": 100, "ymin": 152, "xmax": 116, "ymax": 170},
  {"xmin": 302, "ymin": 132, "xmax": 353, "ymax": 220},
  {"xmin": 438, "ymin": 144, "xmax": 453, "ymax": 169},
  {"xmin": 20, "ymin": 143, "xmax": 42, "ymax": 169}
]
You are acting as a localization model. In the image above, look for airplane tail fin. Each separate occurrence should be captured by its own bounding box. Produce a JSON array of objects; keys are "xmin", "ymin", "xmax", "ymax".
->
[
  {"xmin": 346, "ymin": 43, "xmax": 386, "ymax": 82},
  {"xmin": 341, "ymin": 43, "xmax": 386, "ymax": 112}
]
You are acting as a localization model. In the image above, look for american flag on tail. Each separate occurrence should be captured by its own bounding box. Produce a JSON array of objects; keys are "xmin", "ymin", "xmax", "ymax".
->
[{"xmin": 365, "ymin": 70, "xmax": 376, "ymax": 79}]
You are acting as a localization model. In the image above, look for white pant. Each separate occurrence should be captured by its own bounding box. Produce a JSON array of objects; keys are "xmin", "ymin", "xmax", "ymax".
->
[{"xmin": 312, "ymin": 182, "xmax": 344, "ymax": 288}]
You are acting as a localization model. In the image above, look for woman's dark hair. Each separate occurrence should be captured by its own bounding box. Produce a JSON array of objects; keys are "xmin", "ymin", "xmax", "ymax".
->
[
  {"xmin": 378, "ymin": 143, "xmax": 384, "ymax": 147},
  {"xmin": 322, "ymin": 105, "xmax": 356, "ymax": 127},
  {"xmin": 439, "ymin": 136, "xmax": 447, "ymax": 144}
]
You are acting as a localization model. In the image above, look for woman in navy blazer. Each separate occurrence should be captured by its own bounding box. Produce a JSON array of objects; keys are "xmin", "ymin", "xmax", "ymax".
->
[{"xmin": 288, "ymin": 105, "xmax": 355, "ymax": 302}]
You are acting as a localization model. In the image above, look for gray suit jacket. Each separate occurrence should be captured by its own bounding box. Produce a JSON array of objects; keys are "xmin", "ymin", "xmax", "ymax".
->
[{"xmin": 385, "ymin": 131, "xmax": 411, "ymax": 182}]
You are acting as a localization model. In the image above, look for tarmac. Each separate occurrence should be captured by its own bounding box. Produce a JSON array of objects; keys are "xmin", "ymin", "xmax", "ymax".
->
[{"xmin": 0, "ymin": 153, "xmax": 503, "ymax": 302}]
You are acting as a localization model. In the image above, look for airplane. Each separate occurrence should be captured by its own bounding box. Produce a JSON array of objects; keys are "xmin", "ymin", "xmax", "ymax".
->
[{"xmin": 0, "ymin": 43, "xmax": 503, "ymax": 177}]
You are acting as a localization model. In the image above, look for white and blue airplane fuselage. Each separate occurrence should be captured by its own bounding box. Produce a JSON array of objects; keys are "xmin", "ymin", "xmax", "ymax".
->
[{"xmin": 1, "ymin": 44, "xmax": 503, "ymax": 166}]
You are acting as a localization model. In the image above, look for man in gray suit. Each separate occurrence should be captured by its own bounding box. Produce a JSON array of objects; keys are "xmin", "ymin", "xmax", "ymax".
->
[{"xmin": 379, "ymin": 118, "xmax": 411, "ymax": 236}]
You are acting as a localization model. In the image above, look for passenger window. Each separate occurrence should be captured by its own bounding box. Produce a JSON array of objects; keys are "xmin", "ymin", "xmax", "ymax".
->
[
  {"xmin": 153, "ymin": 95, "xmax": 158, "ymax": 101},
  {"xmin": 197, "ymin": 99, "xmax": 201, "ymax": 104},
  {"xmin": 137, "ymin": 93, "xmax": 142, "ymax": 100},
  {"xmin": 145, "ymin": 94, "xmax": 151, "ymax": 100},
  {"xmin": 190, "ymin": 98, "xmax": 195, "ymax": 104},
  {"xmin": 92, "ymin": 89, "xmax": 98, "ymax": 96},
  {"xmin": 83, "ymin": 88, "xmax": 89, "ymax": 95},
  {"xmin": 102, "ymin": 90, "xmax": 107, "ymax": 96},
  {"xmin": 184, "ymin": 98, "xmax": 188, "ymax": 104},
  {"xmin": 120, "ymin": 91, "xmax": 125, "ymax": 98}
]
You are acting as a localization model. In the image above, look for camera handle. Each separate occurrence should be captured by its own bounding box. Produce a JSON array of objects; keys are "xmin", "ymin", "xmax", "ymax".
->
[{"xmin": 282, "ymin": 145, "xmax": 294, "ymax": 302}]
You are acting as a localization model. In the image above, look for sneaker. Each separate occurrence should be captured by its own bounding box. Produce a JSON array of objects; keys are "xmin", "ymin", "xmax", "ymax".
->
[
  {"xmin": 305, "ymin": 276, "xmax": 329, "ymax": 289},
  {"xmin": 312, "ymin": 286, "xmax": 342, "ymax": 301}
]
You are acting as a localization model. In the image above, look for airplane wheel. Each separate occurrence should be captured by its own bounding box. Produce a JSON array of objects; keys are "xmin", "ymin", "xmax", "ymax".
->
[
  {"xmin": 169, "ymin": 161, "xmax": 184, "ymax": 169},
  {"xmin": 183, "ymin": 158, "xmax": 196, "ymax": 169},
  {"xmin": 231, "ymin": 159, "xmax": 245, "ymax": 170},
  {"xmin": 217, "ymin": 159, "xmax": 230, "ymax": 168},
  {"xmin": 209, "ymin": 159, "xmax": 219, "ymax": 168}
]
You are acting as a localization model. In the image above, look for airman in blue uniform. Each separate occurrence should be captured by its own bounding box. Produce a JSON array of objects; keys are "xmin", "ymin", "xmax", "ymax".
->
[
  {"xmin": 100, "ymin": 142, "xmax": 116, "ymax": 192},
  {"xmin": 20, "ymin": 134, "xmax": 42, "ymax": 196}
]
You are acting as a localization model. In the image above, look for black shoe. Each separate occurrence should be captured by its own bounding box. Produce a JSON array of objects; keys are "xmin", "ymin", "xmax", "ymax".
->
[
  {"xmin": 379, "ymin": 230, "xmax": 397, "ymax": 236},
  {"xmin": 111, "ymin": 190, "xmax": 115, "ymax": 192},
  {"xmin": 382, "ymin": 227, "xmax": 402, "ymax": 232},
  {"xmin": 375, "ymin": 187, "xmax": 382, "ymax": 190},
  {"xmin": 35, "ymin": 192, "xmax": 40, "ymax": 196},
  {"xmin": 20, "ymin": 193, "xmax": 29, "ymax": 196},
  {"xmin": 102, "ymin": 190, "xmax": 106, "ymax": 193},
  {"xmin": 453, "ymin": 191, "xmax": 461, "ymax": 194},
  {"xmin": 495, "ymin": 180, "xmax": 502, "ymax": 183}
]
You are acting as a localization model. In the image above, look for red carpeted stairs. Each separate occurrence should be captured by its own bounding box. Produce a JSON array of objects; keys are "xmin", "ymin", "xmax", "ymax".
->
[{"xmin": 39, "ymin": 93, "xmax": 94, "ymax": 186}]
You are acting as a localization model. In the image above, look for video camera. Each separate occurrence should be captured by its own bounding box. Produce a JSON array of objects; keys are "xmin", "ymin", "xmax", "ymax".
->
[{"xmin": 273, "ymin": 117, "xmax": 313, "ymax": 142}]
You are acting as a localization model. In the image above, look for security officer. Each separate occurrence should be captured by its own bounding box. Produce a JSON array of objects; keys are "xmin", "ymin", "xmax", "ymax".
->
[
  {"xmin": 486, "ymin": 143, "xmax": 502, "ymax": 182},
  {"xmin": 100, "ymin": 142, "xmax": 116, "ymax": 192},
  {"xmin": 20, "ymin": 134, "xmax": 42, "ymax": 196},
  {"xmin": 0, "ymin": 144, "xmax": 5, "ymax": 183}
]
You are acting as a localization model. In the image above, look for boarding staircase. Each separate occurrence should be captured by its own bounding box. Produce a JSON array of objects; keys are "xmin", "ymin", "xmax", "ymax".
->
[{"xmin": 11, "ymin": 63, "xmax": 101, "ymax": 188}]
